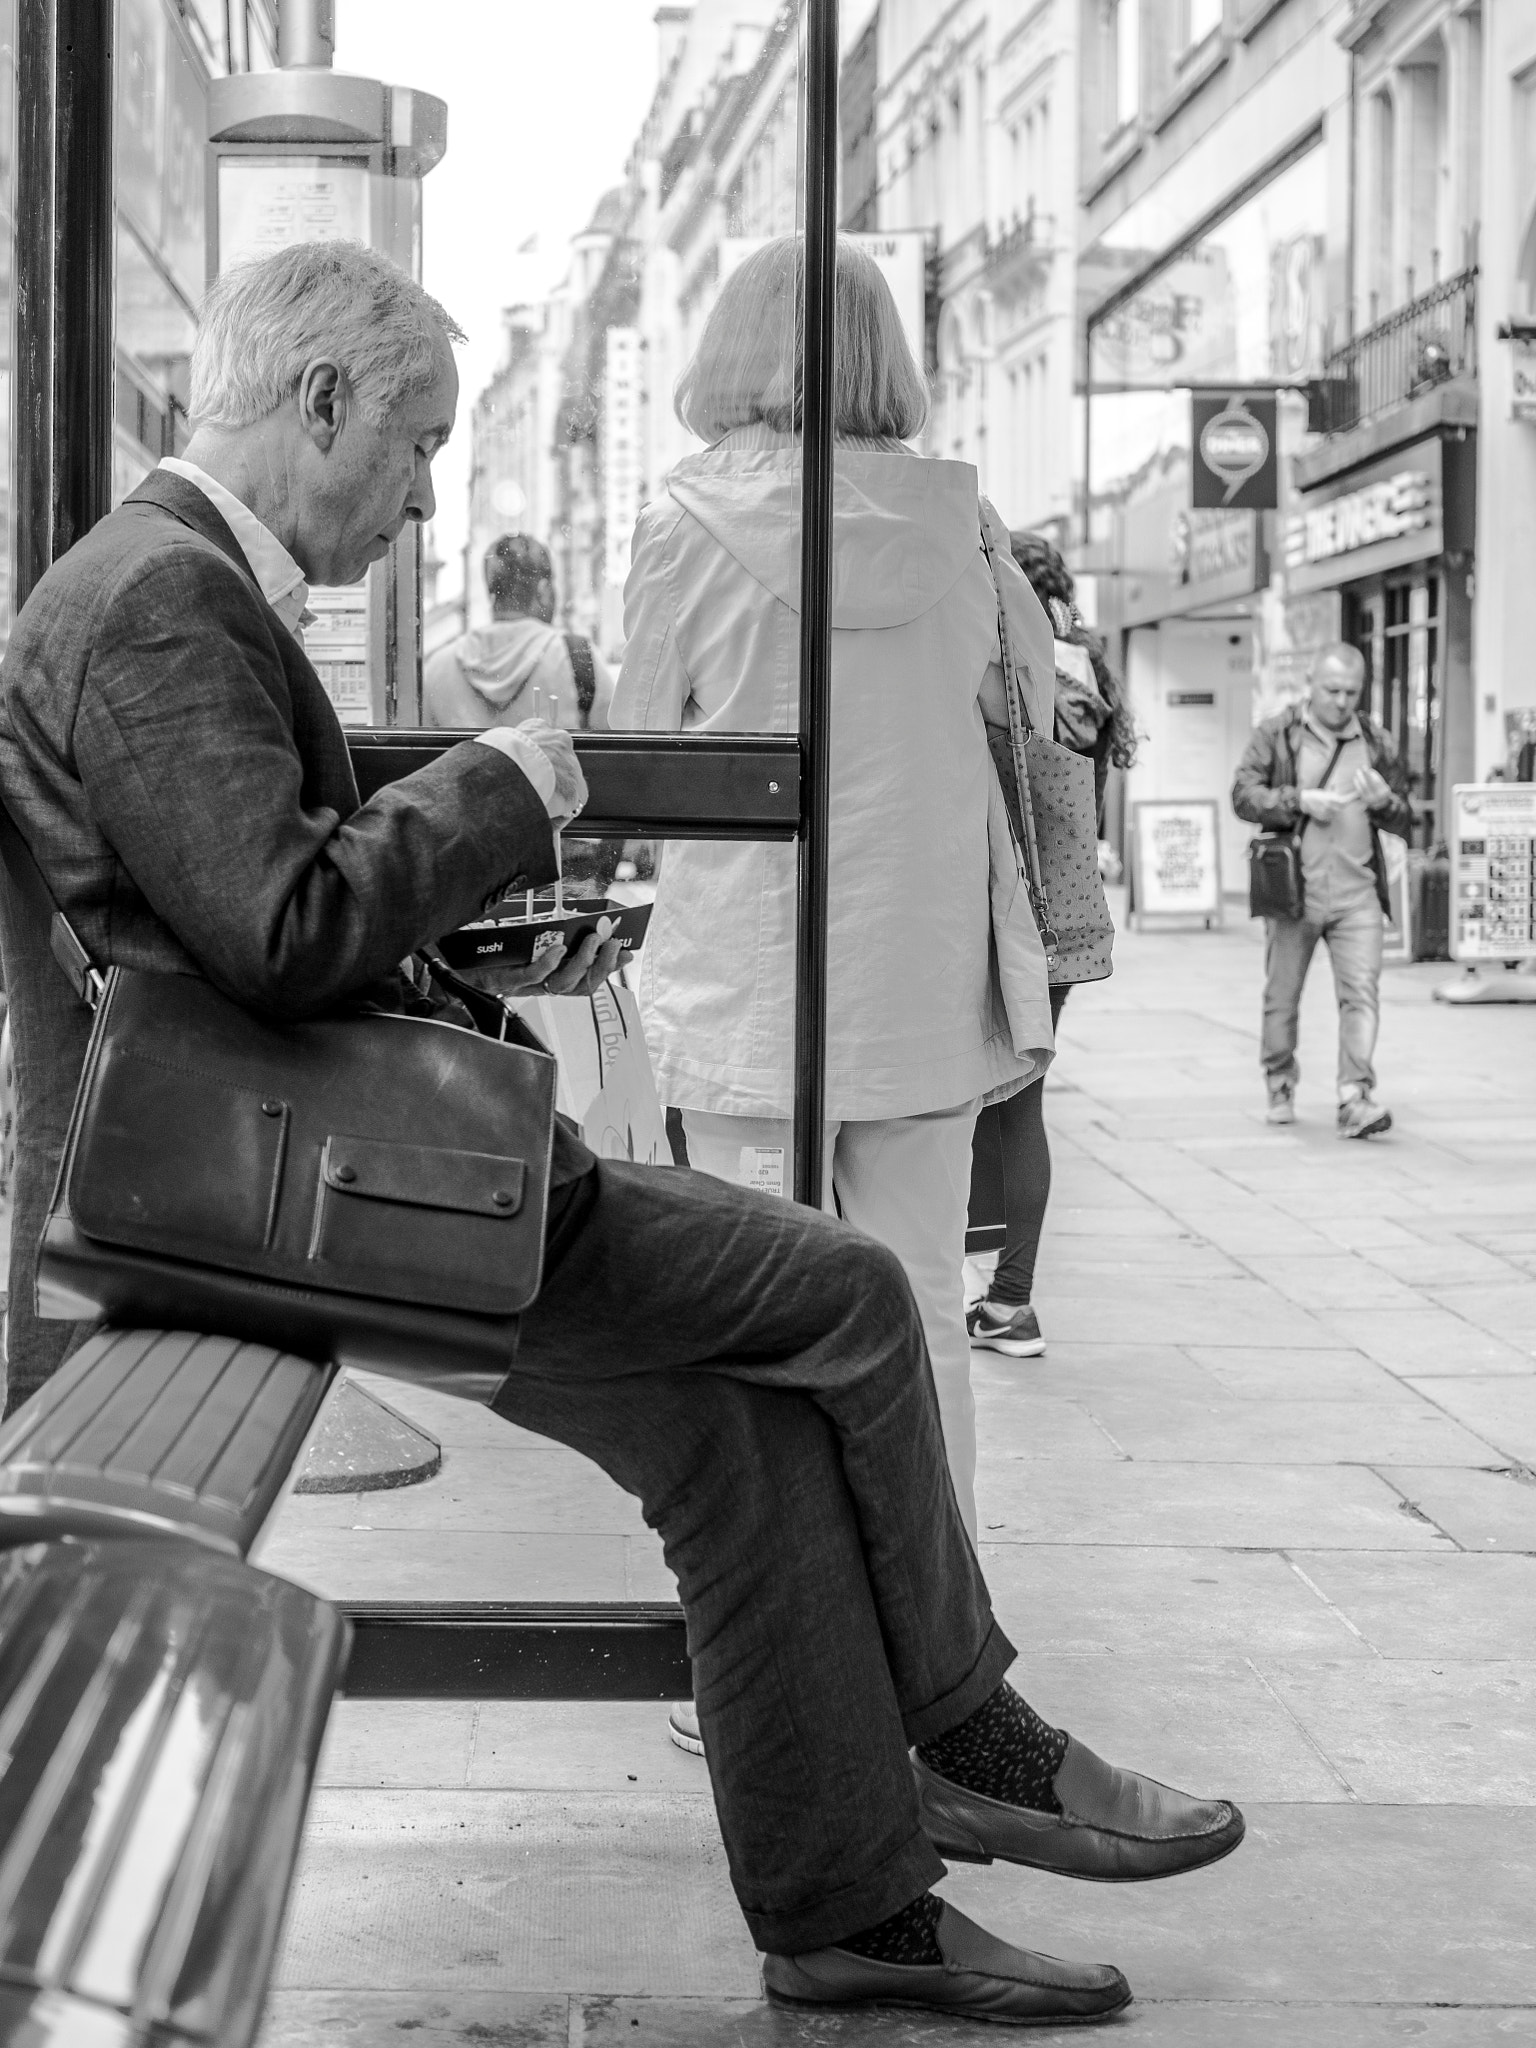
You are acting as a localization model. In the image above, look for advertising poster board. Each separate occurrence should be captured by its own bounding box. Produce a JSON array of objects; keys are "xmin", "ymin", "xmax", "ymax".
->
[
  {"xmin": 1451, "ymin": 784, "xmax": 1536, "ymax": 962},
  {"xmin": 1130, "ymin": 800, "xmax": 1224, "ymax": 927}
]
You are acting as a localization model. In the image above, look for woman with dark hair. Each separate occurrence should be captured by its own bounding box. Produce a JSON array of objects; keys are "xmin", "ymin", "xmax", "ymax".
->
[{"xmin": 967, "ymin": 533, "xmax": 1137, "ymax": 1359}]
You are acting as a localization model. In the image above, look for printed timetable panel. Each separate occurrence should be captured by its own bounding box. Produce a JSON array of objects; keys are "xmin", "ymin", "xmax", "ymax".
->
[{"xmin": 1452, "ymin": 784, "xmax": 1536, "ymax": 962}]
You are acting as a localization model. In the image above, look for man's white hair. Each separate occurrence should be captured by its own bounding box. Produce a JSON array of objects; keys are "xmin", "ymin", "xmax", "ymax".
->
[{"xmin": 189, "ymin": 240, "xmax": 465, "ymax": 431}]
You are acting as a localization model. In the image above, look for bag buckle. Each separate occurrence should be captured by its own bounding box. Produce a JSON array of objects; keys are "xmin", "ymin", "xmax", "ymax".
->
[{"xmin": 50, "ymin": 912, "xmax": 104, "ymax": 1012}]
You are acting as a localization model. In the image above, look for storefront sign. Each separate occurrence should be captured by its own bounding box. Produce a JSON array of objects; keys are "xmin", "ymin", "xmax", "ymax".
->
[
  {"xmin": 1191, "ymin": 392, "xmax": 1277, "ymax": 509},
  {"xmin": 1131, "ymin": 800, "xmax": 1223, "ymax": 924},
  {"xmin": 1170, "ymin": 507, "xmax": 1255, "ymax": 585},
  {"xmin": 1285, "ymin": 440, "xmax": 1444, "ymax": 594},
  {"xmin": 1451, "ymin": 784, "xmax": 1536, "ymax": 963},
  {"xmin": 604, "ymin": 328, "xmax": 642, "ymax": 589},
  {"xmin": 1091, "ymin": 249, "xmax": 1237, "ymax": 387}
]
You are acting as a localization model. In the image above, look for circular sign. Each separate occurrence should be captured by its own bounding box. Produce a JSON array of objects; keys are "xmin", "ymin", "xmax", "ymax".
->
[{"xmin": 1199, "ymin": 400, "xmax": 1269, "ymax": 503}]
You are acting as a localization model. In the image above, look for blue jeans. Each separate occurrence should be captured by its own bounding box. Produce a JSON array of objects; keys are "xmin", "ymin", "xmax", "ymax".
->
[{"xmin": 1261, "ymin": 900, "xmax": 1384, "ymax": 1098}]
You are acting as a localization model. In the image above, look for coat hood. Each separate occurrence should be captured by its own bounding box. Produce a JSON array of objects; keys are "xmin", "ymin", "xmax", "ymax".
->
[
  {"xmin": 448, "ymin": 619, "xmax": 564, "ymax": 709},
  {"xmin": 665, "ymin": 447, "xmax": 983, "ymax": 629}
]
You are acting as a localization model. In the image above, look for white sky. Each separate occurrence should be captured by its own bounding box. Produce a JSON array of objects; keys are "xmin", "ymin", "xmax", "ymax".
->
[
  {"xmin": 334, "ymin": 0, "xmax": 660, "ymax": 599},
  {"xmin": 334, "ymin": 0, "xmax": 878, "ymax": 599}
]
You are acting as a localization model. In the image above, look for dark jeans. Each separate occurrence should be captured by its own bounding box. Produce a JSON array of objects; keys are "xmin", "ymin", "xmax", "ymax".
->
[
  {"xmin": 990, "ymin": 983, "xmax": 1070, "ymax": 1308},
  {"xmin": 500, "ymin": 1158, "xmax": 1015, "ymax": 1954}
]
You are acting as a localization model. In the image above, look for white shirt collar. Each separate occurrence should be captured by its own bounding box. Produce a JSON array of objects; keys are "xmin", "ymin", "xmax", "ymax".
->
[{"xmin": 158, "ymin": 457, "xmax": 310, "ymax": 636}]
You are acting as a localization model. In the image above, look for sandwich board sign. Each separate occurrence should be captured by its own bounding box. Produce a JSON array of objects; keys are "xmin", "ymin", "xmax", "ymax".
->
[
  {"xmin": 1450, "ymin": 783, "xmax": 1536, "ymax": 962},
  {"xmin": 1130, "ymin": 800, "xmax": 1223, "ymax": 928}
]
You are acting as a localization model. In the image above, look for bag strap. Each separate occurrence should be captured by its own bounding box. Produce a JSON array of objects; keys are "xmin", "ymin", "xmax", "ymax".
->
[
  {"xmin": 0, "ymin": 797, "xmax": 103, "ymax": 1010},
  {"xmin": 1295, "ymin": 731, "xmax": 1349, "ymax": 840},
  {"xmin": 978, "ymin": 517, "xmax": 1057, "ymax": 956}
]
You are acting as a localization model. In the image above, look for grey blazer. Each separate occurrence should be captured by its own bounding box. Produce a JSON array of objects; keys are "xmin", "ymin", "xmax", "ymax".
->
[{"xmin": 0, "ymin": 470, "xmax": 566, "ymax": 1403}]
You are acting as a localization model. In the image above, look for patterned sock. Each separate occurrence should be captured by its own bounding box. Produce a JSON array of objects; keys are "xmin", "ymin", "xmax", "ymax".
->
[
  {"xmin": 836, "ymin": 1890, "xmax": 944, "ymax": 1966},
  {"xmin": 916, "ymin": 1682, "xmax": 1068, "ymax": 1814}
]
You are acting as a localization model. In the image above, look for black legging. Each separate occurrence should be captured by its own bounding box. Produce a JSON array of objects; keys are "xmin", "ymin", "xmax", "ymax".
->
[{"xmin": 988, "ymin": 983, "xmax": 1069, "ymax": 1309}]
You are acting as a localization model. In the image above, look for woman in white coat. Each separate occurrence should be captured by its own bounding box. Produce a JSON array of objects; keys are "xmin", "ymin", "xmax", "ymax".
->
[{"xmin": 612, "ymin": 238, "xmax": 1056, "ymax": 1542}]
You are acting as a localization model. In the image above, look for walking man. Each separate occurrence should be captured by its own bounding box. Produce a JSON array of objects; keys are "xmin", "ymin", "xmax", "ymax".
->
[
  {"xmin": 424, "ymin": 532, "xmax": 614, "ymax": 733},
  {"xmin": 1232, "ymin": 642, "xmax": 1412, "ymax": 1137}
]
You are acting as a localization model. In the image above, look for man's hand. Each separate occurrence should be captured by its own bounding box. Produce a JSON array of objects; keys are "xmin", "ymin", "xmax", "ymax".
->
[
  {"xmin": 1299, "ymin": 787, "xmax": 1351, "ymax": 821},
  {"xmin": 516, "ymin": 718, "xmax": 588, "ymax": 824},
  {"xmin": 1353, "ymin": 764, "xmax": 1392, "ymax": 808},
  {"xmin": 460, "ymin": 929, "xmax": 624, "ymax": 1003}
]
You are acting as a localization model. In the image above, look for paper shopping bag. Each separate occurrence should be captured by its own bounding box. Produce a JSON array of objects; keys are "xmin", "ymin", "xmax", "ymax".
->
[{"xmin": 517, "ymin": 980, "xmax": 671, "ymax": 1167}]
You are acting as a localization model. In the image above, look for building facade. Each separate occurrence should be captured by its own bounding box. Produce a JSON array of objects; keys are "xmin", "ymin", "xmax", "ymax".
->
[{"xmin": 873, "ymin": 0, "xmax": 1080, "ymax": 531}]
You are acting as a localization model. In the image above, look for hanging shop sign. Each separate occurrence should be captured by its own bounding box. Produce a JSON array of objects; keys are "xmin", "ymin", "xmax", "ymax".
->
[
  {"xmin": 1451, "ymin": 784, "xmax": 1536, "ymax": 964},
  {"xmin": 1191, "ymin": 391, "xmax": 1278, "ymax": 509},
  {"xmin": 1285, "ymin": 439, "xmax": 1444, "ymax": 593},
  {"xmin": 1130, "ymin": 800, "xmax": 1224, "ymax": 927}
]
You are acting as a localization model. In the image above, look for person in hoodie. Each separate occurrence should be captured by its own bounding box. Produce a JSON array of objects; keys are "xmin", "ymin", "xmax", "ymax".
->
[
  {"xmin": 424, "ymin": 532, "xmax": 615, "ymax": 733},
  {"xmin": 612, "ymin": 237, "xmax": 1056, "ymax": 1548}
]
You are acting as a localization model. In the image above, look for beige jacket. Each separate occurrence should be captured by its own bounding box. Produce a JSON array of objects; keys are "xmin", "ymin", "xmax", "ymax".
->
[{"xmin": 612, "ymin": 431, "xmax": 1056, "ymax": 1120}]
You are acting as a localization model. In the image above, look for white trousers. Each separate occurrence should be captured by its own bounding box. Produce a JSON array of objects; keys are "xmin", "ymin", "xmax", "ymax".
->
[{"xmin": 682, "ymin": 1101, "xmax": 981, "ymax": 1542}]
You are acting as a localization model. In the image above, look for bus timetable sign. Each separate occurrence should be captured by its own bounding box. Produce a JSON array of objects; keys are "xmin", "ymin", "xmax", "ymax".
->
[{"xmin": 1191, "ymin": 391, "xmax": 1278, "ymax": 510}]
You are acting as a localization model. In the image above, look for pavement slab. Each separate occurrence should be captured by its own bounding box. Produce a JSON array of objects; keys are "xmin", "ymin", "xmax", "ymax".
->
[
  {"xmin": 1075, "ymin": 1393, "xmax": 1494, "ymax": 1467},
  {"xmin": 1284, "ymin": 1552, "xmax": 1536, "ymax": 1659},
  {"xmin": 1403, "ymin": 1378, "xmax": 1536, "ymax": 1463},
  {"xmin": 1373, "ymin": 1466, "xmax": 1536, "ymax": 1552},
  {"xmin": 979, "ymin": 1544, "xmax": 1372, "ymax": 1660},
  {"xmin": 977, "ymin": 1459, "xmax": 1454, "ymax": 1550}
]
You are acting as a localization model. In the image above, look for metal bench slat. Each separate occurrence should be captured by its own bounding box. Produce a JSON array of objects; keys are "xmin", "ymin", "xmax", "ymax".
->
[
  {"xmin": 0, "ymin": 1539, "xmax": 346, "ymax": 2048},
  {"xmin": 0, "ymin": 1330, "xmax": 333, "ymax": 1555}
]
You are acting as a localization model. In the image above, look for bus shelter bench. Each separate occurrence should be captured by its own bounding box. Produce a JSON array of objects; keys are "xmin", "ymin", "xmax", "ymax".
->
[
  {"xmin": 0, "ymin": 1327, "xmax": 344, "ymax": 2048},
  {"xmin": 0, "ymin": 1323, "xmax": 693, "ymax": 2046}
]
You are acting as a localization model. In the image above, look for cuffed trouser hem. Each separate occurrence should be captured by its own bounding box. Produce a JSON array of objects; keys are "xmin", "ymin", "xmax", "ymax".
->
[
  {"xmin": 902, "ymin": 1619, "xmax": 1016, "ymax": 1748},
  {"xmin": 744, "ymin": 1826, "xmax": 948, "ymax": 1956}
]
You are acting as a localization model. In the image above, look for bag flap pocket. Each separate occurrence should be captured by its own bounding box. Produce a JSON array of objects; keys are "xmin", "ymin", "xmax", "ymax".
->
[{"xmin": 321, "ymin": 1136, "xmax": 526, "ymax": 1219}]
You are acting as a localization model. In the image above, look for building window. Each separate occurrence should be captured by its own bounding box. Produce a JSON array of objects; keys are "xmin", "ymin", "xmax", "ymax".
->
[
  {"xmin": 1106, "ymin": 0, "xmax": 1139, "ymax": 134},
  {"xmin": 1184, "ymin": 0, "xmax": 1221, "ymax": 51}
]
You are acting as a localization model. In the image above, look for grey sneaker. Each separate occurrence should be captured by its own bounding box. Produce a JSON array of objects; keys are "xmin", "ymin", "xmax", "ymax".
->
[
  {"xmin": 967, "ymin": 1300, "xmax": 1045, "ymax": 1358},
  {"xmin": 668, "ymin": 1700, "xmax": 704, "ymax": 1755},
  {"xmin": 1337, "ymin": 1093, "xmax": 1392, "ymax": 1140},
  {"xmin": 1266, "ymin": 1086, "xmax": 1295, "ymax": 1126}
]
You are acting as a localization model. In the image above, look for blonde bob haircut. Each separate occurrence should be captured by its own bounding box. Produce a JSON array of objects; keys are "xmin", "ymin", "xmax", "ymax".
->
[{"xmin": 676, "ymin": 234, "xmax": 930, "ymax": 444}]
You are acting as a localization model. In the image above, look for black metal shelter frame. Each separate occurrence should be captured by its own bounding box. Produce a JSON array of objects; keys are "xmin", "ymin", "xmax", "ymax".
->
[{"xmin": 13, "ymin": 0, "xmax": 842, "ymax": 1700}]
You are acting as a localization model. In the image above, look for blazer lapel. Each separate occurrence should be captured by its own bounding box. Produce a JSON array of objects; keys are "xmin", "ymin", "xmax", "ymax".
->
[
  {"xmin": 124, "ymin": 469, "xmax": 262, "ymax": 598},
  {"xmin": 124, "ymin": 468, "xmax": 364, "ymax": 820}
]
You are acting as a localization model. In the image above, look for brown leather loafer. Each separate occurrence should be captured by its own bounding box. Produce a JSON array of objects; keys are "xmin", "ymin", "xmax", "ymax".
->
[
  {"xmin": 914, "ymin": 1736, "xmax": 1245, "ymax": 1882},
  {"xmin": 762, "ymin": 1900, "xmax": 1132, "ymax": 2025}
]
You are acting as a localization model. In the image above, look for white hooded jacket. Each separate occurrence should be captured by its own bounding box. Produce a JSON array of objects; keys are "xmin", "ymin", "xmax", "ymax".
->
[{"xmin": 612, "ymin": 430, "xmax": 1057, "ymax": 1120}]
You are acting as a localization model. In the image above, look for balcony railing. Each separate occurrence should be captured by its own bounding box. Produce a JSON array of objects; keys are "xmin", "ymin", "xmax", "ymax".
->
[{"xmin": 1311, "ymin": 267, "xmax": 1477, "ymax": 436}]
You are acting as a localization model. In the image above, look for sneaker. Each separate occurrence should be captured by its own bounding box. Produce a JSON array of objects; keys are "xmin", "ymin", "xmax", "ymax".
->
[
  {"xmin": 668, "ymin": 1699, "xmax": 705, "ymax": 1756},
  {"xmin": 966, "ymin": 1300, "xmax": 1045, "ymax": 1358},
  {"xmin": 1337, "ymin": 1093, "xmax": 1392, "ymax": 1140},
  {"xmin": 1265, "ymin": 1087, "xmax": 1295, "ymax": 1126}
]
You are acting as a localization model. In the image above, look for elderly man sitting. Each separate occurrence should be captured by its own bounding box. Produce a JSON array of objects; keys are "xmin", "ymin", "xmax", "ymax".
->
[{"xmin": 0, "ymin": 240, "xmax": 1242, "ymax": 2027}]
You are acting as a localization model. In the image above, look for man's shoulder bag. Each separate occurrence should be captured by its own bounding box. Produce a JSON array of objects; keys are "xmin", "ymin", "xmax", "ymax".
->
[
  {"xmin": 1246, "ymin": 731, "xmax": 1346, "ymax": 923},
  {"xmin": 0, "ymin": 802, "xmax": 558, "ymax": 1394}
]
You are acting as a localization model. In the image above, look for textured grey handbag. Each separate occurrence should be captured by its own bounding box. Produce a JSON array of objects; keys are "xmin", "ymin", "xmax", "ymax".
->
[{"xmin": 981, "ymin": 522, "xmax": 1115, "ymax": 988}]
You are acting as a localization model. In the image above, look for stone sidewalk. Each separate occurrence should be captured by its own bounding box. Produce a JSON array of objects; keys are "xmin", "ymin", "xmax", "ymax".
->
[{"xmin": 259, "ymin": 910, "xmax": 1536, "ymax": 2046}]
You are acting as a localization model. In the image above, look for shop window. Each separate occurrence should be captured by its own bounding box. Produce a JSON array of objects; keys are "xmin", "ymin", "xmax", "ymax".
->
[{"xmin": 1349, "ymin": 573, "xmax": 1439, "ymax": 846}]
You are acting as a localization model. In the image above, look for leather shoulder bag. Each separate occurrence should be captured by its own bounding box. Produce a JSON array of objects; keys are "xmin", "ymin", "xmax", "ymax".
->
[
  {"xmin": 980, "ymin": 521, "xmax": 1115, "ymax": 987},
  {"xmin": 1246, "ymin": 730, "xmax": 1346, "ymax": 922},
  {"xmin": 0, "ymin": 802, "xmax": 557, "ymax": 1392}
]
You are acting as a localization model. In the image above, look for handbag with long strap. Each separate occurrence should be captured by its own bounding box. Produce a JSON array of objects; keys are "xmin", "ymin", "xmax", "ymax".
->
[
  {"xmin": 1246, "ymin": 732, "xmax": 1347, "ymax": 922},
  {"xmin": 0, "ymin": 799, "xmax": 558, "ymax": 1391},
  {"xmin": 979, "ymin": 522, "xmax": 1115, "ymax": 987}
]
